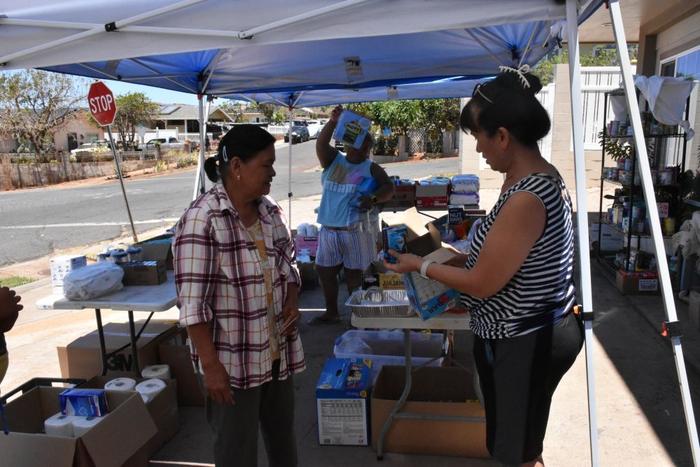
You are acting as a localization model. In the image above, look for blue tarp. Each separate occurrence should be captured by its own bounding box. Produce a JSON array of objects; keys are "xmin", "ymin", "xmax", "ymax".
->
[{"xmin": 42, "ymin": 21, "xmax": 558, "ymax": 100}]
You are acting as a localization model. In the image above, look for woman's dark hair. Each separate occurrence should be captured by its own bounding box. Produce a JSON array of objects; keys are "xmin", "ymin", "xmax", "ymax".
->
[
  {"xmin": 203, "ymin": 124, "xmax": 276, "ymax": 182},
  {"xmin": 460, "ymin": 71, "xmax": 550, "ymax": 148}
]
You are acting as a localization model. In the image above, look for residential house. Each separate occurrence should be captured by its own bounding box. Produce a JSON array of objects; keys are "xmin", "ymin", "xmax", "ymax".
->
[
  {"xmin": 152, "ymin": 103, "xmax": 236, "ymax": 141},
  {"xmin": 0, "ymin": 109, "xmax": 104, "ymax": 153}
]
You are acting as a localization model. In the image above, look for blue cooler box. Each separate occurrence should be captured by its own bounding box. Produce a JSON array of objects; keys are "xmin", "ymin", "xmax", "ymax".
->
[{"xmin": 316, "ymin": 358, "xmax": 372, "ymax": 446}]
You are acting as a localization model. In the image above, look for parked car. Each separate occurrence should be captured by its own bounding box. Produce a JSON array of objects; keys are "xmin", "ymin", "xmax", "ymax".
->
[
  {"xmin": 141, "ymin": 137, "xmax": 186, "ymax": 151},
  {"xmin": 306, "ymin": 120, "xmax": 323, "ymax": 139},
  {"xmin": 70, "ymin": 141, "xmax": 110, "ymax": 156},
  {"xmin": 284, "ymin": 125, "xmax": 310, "ymax": 144}
]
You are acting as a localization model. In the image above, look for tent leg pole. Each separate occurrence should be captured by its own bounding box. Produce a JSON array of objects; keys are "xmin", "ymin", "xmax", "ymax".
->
[
  {"xmin": 192, "ymin": 94, "xmax": 206, "ymax": 200},
  {"xmin": 609, "ymin": 1, "xmax": 700, "ymax": 464},
  {"xmin": 288, "ymin": 107, "xmax": 293, "ymax": 226},
  {"xmin": 565, "ymin": 1, "xmax": 599, "ymax": 465}
]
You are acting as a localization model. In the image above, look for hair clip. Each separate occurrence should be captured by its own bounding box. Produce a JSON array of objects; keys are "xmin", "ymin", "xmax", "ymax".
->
[
  {"xmin": 498, "ymin": 64, "xmax": 531, "ymax": 89},
  {"xmin": 221, "ymin": 145, "xmax": 229, "ymax": 163}
]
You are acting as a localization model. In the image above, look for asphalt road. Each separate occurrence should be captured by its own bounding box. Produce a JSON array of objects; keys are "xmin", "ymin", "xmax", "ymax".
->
[{"xmin": 0, "ymin": 140, "xmax": 459, "ymax": 266}]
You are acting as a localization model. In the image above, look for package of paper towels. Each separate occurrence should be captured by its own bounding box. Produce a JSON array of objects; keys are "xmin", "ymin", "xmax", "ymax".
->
[
  {"xmin": 141, "ymin": 364, "xmax": 171, "ymax": 381},
  {"xmin": 72, "ymin": 416, "xmax": 104, "ymax": 437},
  {"xmin": 135, "ymin": 378, "xmax": 167, "ymax": 403},
  {"xmin": 104, "ymin": 377, "xmax": 137, "ymax": 392},
  {"xmin": 44, "ymin": 412, "xmax": 77, "ymax": 437},
  {"xmin": 63, "ymin": 262, "xmax": 124, "ymax": 300}
]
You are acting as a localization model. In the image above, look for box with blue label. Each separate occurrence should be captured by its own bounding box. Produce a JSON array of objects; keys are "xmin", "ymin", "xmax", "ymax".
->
[
  {"xmin": 59, "ymin": 388, "xmax": 109, "ymax": 417},
  {"xmin": 404, "ymin": 247, "xmax": 460, "ymax": 320},
  {"xmin": 316, "ymin": 357, "xmax": 372, "ymax": 446}
]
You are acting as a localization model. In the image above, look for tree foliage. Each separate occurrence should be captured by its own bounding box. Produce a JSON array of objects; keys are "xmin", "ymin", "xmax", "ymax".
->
[
  {"xmin": 0, "ymin": 70, "xmax": 85, "ymax": 156},
  {"xmin": 216, "ymin": 101, "xmax": 246, "ymax": 123},
  {"xmin": 110, "ymin": 92, "xmax": 159, "ymax": 150},
  {"xmin": 347, "ymin": 98, "xmax": 460, "ymax": 153},
  {"xmin": 532, "ymin": 45, "xmax": 638, "ymax": 85},
  {"xmin": 252, "ymin": 102, "xmax": 278, "ymax": 123}
]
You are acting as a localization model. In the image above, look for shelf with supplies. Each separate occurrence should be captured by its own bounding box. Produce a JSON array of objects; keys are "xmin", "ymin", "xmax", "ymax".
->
[{"xmin": 595, "ymin": 88, "xmax": 690, "ymax": 294}]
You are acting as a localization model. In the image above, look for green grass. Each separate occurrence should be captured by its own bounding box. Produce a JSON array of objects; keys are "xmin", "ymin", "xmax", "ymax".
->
[{"xmin": 0, "ymin": 276, "xmax": 34, "ymax": 288}]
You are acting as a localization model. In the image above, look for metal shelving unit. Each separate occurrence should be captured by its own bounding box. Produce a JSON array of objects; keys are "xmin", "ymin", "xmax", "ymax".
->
[{"xmin": 596, "ymin": 89, "xmax": 690, "ymax": 274}]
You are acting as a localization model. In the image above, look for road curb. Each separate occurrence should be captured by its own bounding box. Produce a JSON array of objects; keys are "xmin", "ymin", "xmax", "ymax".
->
[{"xmin": 13, "ymin": 277, "xmax": 51, "ymax": 293}]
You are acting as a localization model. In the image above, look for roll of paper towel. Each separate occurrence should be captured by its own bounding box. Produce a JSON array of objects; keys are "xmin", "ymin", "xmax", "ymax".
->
[
  {"xmin": 135, "ymin": 378, "xmax": 167, "ymax": 403},
  {"xmin": 72, "ymin": 416, "xmax": 103, "ymax": 437},
  {"xmin": 104, "ymin": 377, "xmax": 137, "ymax": 392},
  {"xmin": 141, "ymin": 364, "xmax": 171, "ymax": 381},
  {"xmin": 44, "ymin": 412, "xmax": 76, "ymax": 437}
]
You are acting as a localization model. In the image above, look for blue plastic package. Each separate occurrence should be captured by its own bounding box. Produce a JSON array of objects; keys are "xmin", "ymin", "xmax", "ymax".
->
[
  {"xmin": 333, "ymin": 110, "xmax": 371, "ymax": 149},
  {"xmin": 59, "ymin": 388, "xmax": 109, "ymax": 417},
  {"xmin": 383, "ymin": 225, "xmax": 408, "ymax": 263}
]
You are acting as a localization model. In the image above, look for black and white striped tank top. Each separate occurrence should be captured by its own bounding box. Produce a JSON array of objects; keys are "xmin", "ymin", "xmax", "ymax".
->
[{"xmin": 461, "ymin": 173, "xmax": 576, "ymax": 339}]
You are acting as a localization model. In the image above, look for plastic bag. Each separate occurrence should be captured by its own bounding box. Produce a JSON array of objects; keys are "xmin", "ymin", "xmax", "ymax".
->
[
  {"xmin": 336, "ymin": 335, "xmax": 373, "ymax": 355},
  {"xmin": 63, "ymin": 262, "xmax": 124, "ymax": 300}
]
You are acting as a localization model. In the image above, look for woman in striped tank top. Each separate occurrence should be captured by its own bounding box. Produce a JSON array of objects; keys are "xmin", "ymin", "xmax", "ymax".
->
[{"xmin": 385, "ymin": 70, "xmax": 583, "ymax": 466}]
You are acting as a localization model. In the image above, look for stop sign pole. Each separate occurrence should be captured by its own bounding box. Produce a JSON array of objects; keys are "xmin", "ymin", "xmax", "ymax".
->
[{"xmin": 88, "ymin": 81, "xmax": 138, "ymax": 242}]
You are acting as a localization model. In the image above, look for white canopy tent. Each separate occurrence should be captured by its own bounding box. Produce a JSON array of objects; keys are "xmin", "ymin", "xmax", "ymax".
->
[{"xmin": 1, "ymin": 1, "xmax": 697, "ymax": 464}]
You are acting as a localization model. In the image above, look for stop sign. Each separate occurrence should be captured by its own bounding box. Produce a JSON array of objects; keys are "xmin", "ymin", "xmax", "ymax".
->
[{"xmin": 88, "ymin": 81, "xmax": 117, "ymax": 126}]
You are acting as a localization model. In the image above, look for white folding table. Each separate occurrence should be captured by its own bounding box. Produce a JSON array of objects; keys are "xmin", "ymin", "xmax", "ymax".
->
[
  {"xmin": 37, "ymin": 271, "xmax": 177, "ymax": 375},
  {"xmin": 351, "ymin": 311, "xmax": 484, "ymax": 460}
]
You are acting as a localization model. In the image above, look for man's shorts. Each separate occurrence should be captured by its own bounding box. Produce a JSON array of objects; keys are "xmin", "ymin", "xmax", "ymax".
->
[{"xmin": 315, "ymin": 226, "xmax": 376, "ymax": 270}]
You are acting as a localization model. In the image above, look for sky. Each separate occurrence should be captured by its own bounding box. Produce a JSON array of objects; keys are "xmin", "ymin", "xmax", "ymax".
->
[{"xmin": 103, "ymin": 79, "xmax": 200, "ymax": 105}]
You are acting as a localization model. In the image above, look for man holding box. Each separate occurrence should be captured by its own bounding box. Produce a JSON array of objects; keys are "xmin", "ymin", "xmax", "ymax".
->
[{"xmin": 311, "ymin": 105, "xmax": 394, "ymax": 324}]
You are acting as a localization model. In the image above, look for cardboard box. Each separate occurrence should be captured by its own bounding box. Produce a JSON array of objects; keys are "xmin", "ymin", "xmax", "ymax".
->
[
  {"xmin": 120, "ymin": 260, "xmax": 167, "ymax": 286},
  {"xmin": 295, "ymin": 235, "xmax": 319, "ymax": 255},
  {"xmin": 383, "ymin": 209, "xmax": 460, "ymax": 319},
  {"xmin": 371, "ymin": 366, "xmax": 488, "ymax": 458},
  {"xmin": 158, "ymin": 334, "xmax": 206, "ymax": 407},
  {"xmin": 382, "ymin": 183, "xmax": 416, "ymax": 209},
  {"xmin": 616, "ymin": 269, "xmax": 659, "ymax": 295},
  {"xmin": 415, "ymin": 181, "xmax": 449, "ymax": 209},
  {"xmin": 135, "ymin": 234, "xmax": 174, "ymax": 270},
  {"xmin": 80, "ymin": 373, "xmax": 179, "ymax": 458},
  {"xmin": 316, "ymin": 358, "xmax": 372, "ymax": 446},
  {"xmin": 57, "ymin": 320, "xmax": 179, "ymax": 379},
  {"xmin": 378, "ymin": 273, "xmax": 403, "ymax": 290},
  {"xmin": 50, "ymin": 255, "xmax": 87, "ymax": 294},
  {"xmin": 0, "ymin": 386, "xmax": 157, "ymax": 467},
  {"xmin": 590, "ymin": 223, "xmax": 624, "ymax": 252},
  {"xmin": 403, "ymin": 248, "xmax": 460, "ymax": 320}
]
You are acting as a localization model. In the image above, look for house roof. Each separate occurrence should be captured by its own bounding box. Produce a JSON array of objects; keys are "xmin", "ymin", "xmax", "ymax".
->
[{"xmin": 157, "ymin": 104, "xmax": 233, "ymax": 121}]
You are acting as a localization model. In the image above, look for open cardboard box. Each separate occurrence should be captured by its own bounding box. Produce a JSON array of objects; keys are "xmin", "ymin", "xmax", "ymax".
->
[
  {"xmin": 80, "ymin": 372, "xmax": 179, "ymax": 459},
  {"xmin": 157, "ymin": 329, "xmax": 206, "ymax": 406},
  {"xmin": 371, "ymin": 365, "xmax": 488, "ymax": 458},
  {"xmin": 57, "ymin": 320, "xmax": 179, "ymax": 379},
  {"xmin": 0, "ymin": 386, "xmax": 157, "ymax": 467},
  {"xmin": 135, "ymin": 234, "xmax": 174, "ymax": 270},
  {"xmin": 384, "ymin": 208, "xmax": 460, "ymax": 319}
]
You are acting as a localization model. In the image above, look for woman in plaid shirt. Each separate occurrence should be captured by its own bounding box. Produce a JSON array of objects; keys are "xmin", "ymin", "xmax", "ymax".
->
[{"xmin": 173, "ymin": 125, "xmax": 304, "ymax": 467}]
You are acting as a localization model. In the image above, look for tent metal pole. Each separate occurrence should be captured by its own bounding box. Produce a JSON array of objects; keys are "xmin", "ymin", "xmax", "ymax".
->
[
  {"xmin": 192, "ymin": 95, "xmax": 206, "ymax": 200},
  {"xmin": 609, "ymin": 1, "xmax": 700, "ymax": 464},
  {"xmin": 238, "ymin": 0, "xmax": 371, "ymax": 39},
  {"xmin": 565, "ymin": 2, "xmax": 599, "ymax": 466},
  {"xmin": 0, "ymin": 0, "xmax": 205, "ymax": 66},
  {"xmin": 288, "ymin": 107, "xmax": 294, "ymax": 226}
]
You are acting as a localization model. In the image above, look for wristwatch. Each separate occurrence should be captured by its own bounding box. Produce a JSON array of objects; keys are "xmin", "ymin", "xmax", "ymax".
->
[{"xmin": 419, "ymin": 260, "xmax": 435, "ymax": 279}]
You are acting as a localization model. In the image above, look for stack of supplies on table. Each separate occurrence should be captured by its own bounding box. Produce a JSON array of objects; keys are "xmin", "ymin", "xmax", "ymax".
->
[{"xmin": 450, "ymin": 174, "xmax": 480, "ymax": 207}]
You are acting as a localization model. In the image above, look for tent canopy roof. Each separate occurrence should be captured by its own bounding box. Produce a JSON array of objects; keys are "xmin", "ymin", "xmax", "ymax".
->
[{"xmin": 1, "ymin": 1, "xmax": 603, "ymax": 102}]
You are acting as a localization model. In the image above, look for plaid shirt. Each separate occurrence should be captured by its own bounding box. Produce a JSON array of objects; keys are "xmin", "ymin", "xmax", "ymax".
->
[{"xmin": 173, "ymin": 184, "xmax": 305, "ymax": 390}]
